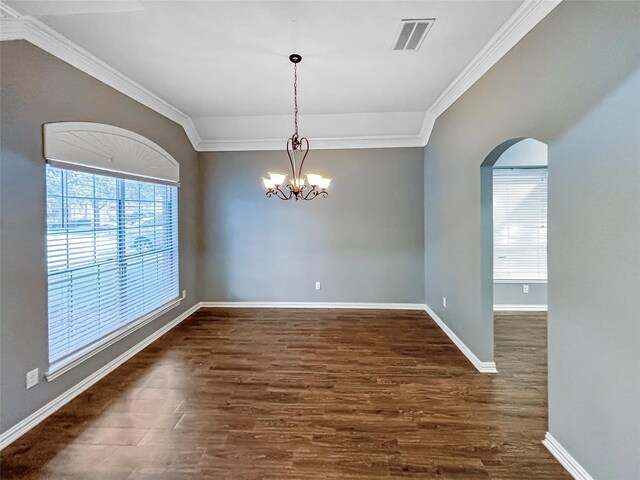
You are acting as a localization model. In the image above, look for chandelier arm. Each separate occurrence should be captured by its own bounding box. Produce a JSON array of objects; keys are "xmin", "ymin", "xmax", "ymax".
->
[
  {"xmin": 266, "ymin": 189, "xmax": 285, "ymax": 200},
  {"xmin": 286, "ymin": 137, "xmax": 297, "ymax": 183},
  {"xmin": 302, "ymin": 188, "xmax": 319, "ymax": 201},
  {"xmin": 275, "ymin": 185, "xmax": 292, "ymax": 200},
  {"xmin": 302, "ymin": 186, "xmax": 317, "ymax": 200},
  {"xmin": 296, "ymin": 137, "xmax": 310, "ymax": 180}
]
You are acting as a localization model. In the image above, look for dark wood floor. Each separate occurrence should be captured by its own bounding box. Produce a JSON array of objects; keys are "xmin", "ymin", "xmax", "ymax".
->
[{"xmin": 1, "ymin": 309, "xmax": 569, "ymax": 479}]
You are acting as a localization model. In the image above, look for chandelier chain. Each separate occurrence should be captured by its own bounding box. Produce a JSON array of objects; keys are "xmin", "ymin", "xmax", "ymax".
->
[{"xmin": 293, "ymin": 62, "xmax": 298, "ymax": 138}]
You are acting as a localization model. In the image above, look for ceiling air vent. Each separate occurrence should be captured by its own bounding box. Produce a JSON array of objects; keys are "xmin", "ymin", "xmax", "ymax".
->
[{"xmin": 393, "ymin": 18, "xmax": 435, "ymax": 51}]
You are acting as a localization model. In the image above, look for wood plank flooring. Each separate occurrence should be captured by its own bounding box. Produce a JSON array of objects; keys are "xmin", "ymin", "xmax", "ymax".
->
[{"xmin": 1, "ymin": 309, "xmax": 569, "ymax": 479}]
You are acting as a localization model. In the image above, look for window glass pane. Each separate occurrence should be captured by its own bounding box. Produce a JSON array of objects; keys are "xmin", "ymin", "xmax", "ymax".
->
[
  {"xmin": 47, "ymin": 196, "xmax": 63, "ymax": 230},
  {"xmin": 155, "ymin": 184, "xmax": 169, "ymax": 202},
  {"xmin": 493, "ymin": 168, "xmax": 547, "ymax": 281},
  {"xmin": 95, "ymin": 200, "xmax": 118, "ymax": 229},
  {"xmin": 46, "ymin": 167, "xmax": 62, "ymax": 196},
  {"xmin": 94, "ymin": 175, "xmax": 117, "ymax": 199},
  {"xmin": 65, "ymin": 170, "xmax": 94, "ymax": 198},
  {"xmin": 66, "ymin": 197, "xmax": 94, "ymax": 227},
  {"xmin": 139, "ymin": 182, "xmax": 155, "ymax": 201},
  {"xmin": 124, "ymin": 179, "xmax": 140, "ymax": 201},
  {"xmin": 46, "ymin": 165, "xmax": 179, "ymax": 365}
]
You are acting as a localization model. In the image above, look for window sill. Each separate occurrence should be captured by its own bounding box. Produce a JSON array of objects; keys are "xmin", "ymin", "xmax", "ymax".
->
[{"xmin": 45, "ymin": 293, "xmax": 185, "ymax": 381}]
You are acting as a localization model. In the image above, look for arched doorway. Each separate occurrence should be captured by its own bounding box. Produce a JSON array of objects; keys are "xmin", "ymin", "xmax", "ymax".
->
[
  {"xmin": 481, "ymin": 137, "xmax": 550, "ymax": 437},
  {"xmin": 481, "ymin": 137, "xmax": 548, "ymax": 322}
]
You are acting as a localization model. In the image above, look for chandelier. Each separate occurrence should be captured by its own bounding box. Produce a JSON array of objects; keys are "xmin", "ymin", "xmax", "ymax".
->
[{"xmin": 262, "ymin": 54, "xmax": 331, "ymax": 201}]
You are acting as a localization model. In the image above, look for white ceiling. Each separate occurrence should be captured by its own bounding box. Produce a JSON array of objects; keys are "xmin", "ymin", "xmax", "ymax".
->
[{"xmin": 4, "ymin": 0, "xmax": 537, "ymax": 148}]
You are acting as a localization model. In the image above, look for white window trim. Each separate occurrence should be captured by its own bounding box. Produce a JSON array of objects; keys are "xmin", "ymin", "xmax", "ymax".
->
[
  {"xmin": 493, "ymin": 279, "xmax": 548, "ymax": 284},
  {"xmin": 45, "ymin": 292, "xmax": 184, "ymax": 381},
  {"xmin": 44, "ymin": 122, "xmax": 180, "ymax": 185}
]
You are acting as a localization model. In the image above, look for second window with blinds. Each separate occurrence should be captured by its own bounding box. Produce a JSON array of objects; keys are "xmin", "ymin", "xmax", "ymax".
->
[
  {"xmin": 493, "ymin": 168, "xmax": 547, "ymax": 282},
  {"xmin": 46, "ymin": 166, "xmax": 179, "ymax": 374}
]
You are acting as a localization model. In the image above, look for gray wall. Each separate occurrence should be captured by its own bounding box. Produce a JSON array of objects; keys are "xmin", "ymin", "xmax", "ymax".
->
[
  {"xmin": 493, "ymin": 283, "xmax": 547, "ymax": 307},
  {"xmin": 423, "ymin": 2, "xmax": 640, "ymax": 478},
  {"xmin": 199, "ymin": 148, "xmax": 424, "ymax": 303},
  {"xmin": 0, "ymin": 41, "xmax": 200, "ymax": 433},
  {"xmin": 549, "ymin": 64, "xmax": 639, "ymax": 480}
]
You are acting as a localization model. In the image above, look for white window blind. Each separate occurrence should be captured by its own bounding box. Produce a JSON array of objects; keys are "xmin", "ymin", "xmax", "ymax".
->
[
  {"xmin": 493, "ymin": 168, "xmax": 547, "ymax": 281},
  {"xmin": 46, "ymin": 165, "xmax": 179, "ymax": 366}
]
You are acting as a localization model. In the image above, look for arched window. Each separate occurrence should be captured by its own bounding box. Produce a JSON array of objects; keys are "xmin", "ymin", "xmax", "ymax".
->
[{"xmin": 43, "ymin": 123, "xmax": 180, "ymax": 378}]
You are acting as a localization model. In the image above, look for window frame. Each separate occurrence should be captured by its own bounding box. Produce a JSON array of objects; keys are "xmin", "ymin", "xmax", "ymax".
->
[
  {"xmin": 45, "ymin": 167, "xmax": 182, "ymax": 381},
  {"xmin": 493, "ymin": 167, "xmax": 548, "ymax": 283}
]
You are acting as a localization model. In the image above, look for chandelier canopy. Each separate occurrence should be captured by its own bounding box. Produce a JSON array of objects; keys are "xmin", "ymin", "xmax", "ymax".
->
[{"xmin": 262, "ymin": 54, "xmax": 331, "ymax": 201}]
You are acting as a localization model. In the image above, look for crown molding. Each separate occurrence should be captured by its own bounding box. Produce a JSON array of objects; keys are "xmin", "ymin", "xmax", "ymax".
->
[
  {"xmin": 0, "ymin": 1, "xmax": 19, "ymax": 18},
  {"xmin": 198, "ymin": 134, "xmax": 425, "ymax": 152},
  {"xmin": 418, "ymin": 112, "xmax": 437, "ymax": 147},
  {"xmin": 1, "ymin": 0, "xmax": 561, "ymax": 152},
  {"xmin": 424, "ymin": 0, "xmax": 562, "ymax": 125},
  {"xmin": 0, "ymin": 9, "xmax": 203, "ymax": 148}
]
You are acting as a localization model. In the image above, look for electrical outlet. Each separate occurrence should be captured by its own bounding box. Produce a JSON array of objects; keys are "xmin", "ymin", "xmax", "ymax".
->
[
  {"xmin": 315, "ymin": 281, "xmax": 321, "ymax": 290},
  {"xmin": 523, "ymin": 285, "xmax": 529, "ymax": 294},
  {"xmin": 26, "ymin": 368, "xmax": 39, "ymax": 389},
  {"xmin": 182, "ymin": 289, "xmax": 187, "ymax": 298},
  {"xmin": 442, "ymin": 296, "xmax": 447, "ymax": 308}
]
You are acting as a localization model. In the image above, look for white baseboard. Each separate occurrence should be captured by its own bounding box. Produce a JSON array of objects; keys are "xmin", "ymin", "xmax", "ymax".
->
[
  {"xmin": 494, "ymin": 304, "xmax": 548, "ymax": 312},
  {"xmin": 200, "ymin": 301, "xmax": 426, "ymax": 310},
  {"xmin": 0, "ymin": 302, "xmax": 202, "ymax": 451},
  {"xmin": 424, "ymin": 304, "xmax": 498, "ymax": 373},
  {"xmin": 543, "ymin": 432, "xmax": 594, "ymax": 480}
]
